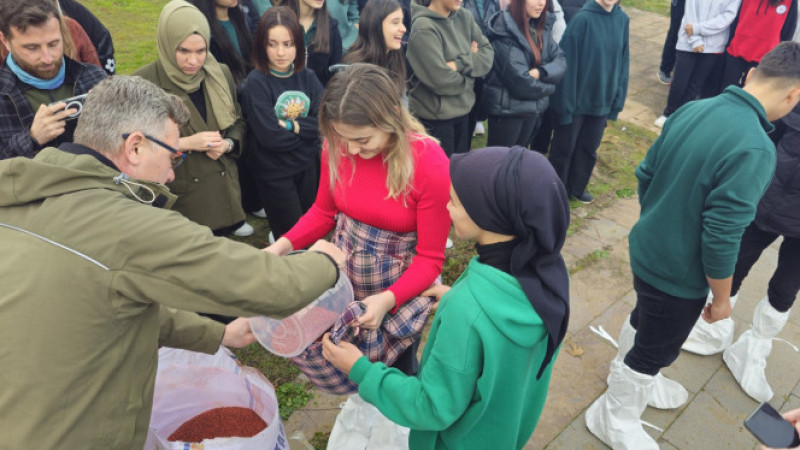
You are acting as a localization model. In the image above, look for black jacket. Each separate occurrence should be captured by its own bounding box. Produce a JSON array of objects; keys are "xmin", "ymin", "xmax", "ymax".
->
[
  {"xmin": 481, "ymin": 10, "xmax": 566, "ymax": 117},
  {"xmin": 59, "ymin": 0, "xmax": 116, "ymax": 74},
  {"xmin": 306, "ymin": 18, "xmax": 343, "ymax": 87},
  {"xmin": 755, "ymin": 104, "xmax": 800, "ymax": 237},
  {"xmin": 463, "ymin": 0, "xmax": 500, "ymax": 37}
]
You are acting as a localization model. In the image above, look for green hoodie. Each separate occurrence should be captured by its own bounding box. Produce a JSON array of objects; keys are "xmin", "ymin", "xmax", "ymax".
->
[
  {"xmin": 406, "ymin": 2, "xmax": 494, "ymax": 120},
  {"xmin": 0, "ymin": 146, "xmax": 338, "ymax": 448},
  {"xmin": 549, "ymin": 0, "xmax": 629, "ymax": 125},
  {"xmin": 629, "ymin": 86, "xmax": 776, "ymax": 299},
  {"xmin": 349, "ymin": 257, "xmax": 557, "ymax": 449}
]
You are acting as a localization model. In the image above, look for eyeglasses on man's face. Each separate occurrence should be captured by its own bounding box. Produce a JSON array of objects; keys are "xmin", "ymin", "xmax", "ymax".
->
[{"xmin": 122, "ymin": 133, "xmax": 186, "ymax": 169}]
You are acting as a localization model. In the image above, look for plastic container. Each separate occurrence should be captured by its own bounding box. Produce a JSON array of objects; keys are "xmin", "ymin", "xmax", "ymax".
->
[{"xmin": 250, "ymin": 268, "xmax": 354, "ymax": 357}]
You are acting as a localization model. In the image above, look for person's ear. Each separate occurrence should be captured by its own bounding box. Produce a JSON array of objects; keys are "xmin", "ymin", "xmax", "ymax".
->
[
  {"xmin": 744, "ymin": 67, "xmax": 757, "ymax": 85},
  {"xmin": 121, "ymin": 132, "xmax": 146, "ymax": 167},
  {"xmin": 787, "ymin": 84, "xmax": 800, "ymax": 106},
  {"xmin": 0, "ymin": 31, "xmax": 11, "ymax": 53}
]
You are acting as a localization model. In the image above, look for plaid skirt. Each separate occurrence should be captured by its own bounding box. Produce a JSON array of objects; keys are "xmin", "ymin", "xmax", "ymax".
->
[{"xmin": 290, "ymin": 214, "xmax": 436, "ymax": 394}]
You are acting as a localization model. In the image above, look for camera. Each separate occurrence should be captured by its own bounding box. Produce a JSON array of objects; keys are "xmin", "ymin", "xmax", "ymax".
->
[{"xmin": 48, "ymin": 94, "xmax": 88, "ymax": 121}]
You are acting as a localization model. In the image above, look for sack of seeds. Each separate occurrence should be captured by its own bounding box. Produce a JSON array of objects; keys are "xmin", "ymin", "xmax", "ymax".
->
[{"xmin": 144, "ymin": 347, "xmax": 288, "ymax": 450}]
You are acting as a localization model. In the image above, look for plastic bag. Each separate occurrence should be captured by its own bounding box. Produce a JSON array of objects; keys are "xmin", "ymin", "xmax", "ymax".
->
[
  {"xmin": 326, "ymin": 394, "xmax": 410, "ymax": 450},
  {"xmin": 145, "ymin": 346, "xmax": 288, "ymax": 450}
]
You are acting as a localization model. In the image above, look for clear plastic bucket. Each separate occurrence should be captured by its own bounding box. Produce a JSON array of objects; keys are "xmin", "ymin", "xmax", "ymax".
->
[{"xmin": 250, "ymin": 268, "xmax": 354, "ymax": 357}]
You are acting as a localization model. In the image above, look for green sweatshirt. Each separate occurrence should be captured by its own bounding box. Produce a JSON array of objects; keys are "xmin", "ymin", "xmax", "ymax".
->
[
  {"xmin": 629, "ymin": 86, "xmax": 776, "ymax": 299},
  {"xmin": 550, "ymin": 0, "xmax": 629, "ymax": 125},
  {"xmin": 349, "ymin": 257, "xmax": 557, "ymax": 449},
  {"xmin": 406, "ymin": 3, "xmax": 494, "ymax": 120}
]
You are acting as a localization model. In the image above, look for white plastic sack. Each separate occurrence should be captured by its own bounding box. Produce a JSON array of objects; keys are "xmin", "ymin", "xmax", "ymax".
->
[
  {"xmin": 682, "ymin": 294, "xmax": 738, "ymax": 355},
  {"xmin": 327, "ymin": 394, "xmax": 409, "ymax": 450},
  {"xmin": 145, "ymin": 346, "xmax": 288, "ymax": 450}
]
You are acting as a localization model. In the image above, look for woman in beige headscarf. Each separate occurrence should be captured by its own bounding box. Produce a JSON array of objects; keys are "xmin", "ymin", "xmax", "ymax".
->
[{"xmin": 135, "ymin": 0, "xmax": 251, "ymax": 236}]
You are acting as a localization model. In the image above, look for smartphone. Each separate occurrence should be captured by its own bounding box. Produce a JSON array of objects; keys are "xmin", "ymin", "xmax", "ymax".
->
[
  {"xmin": 48, "ymin": 94, "xmax": 88, "ymax": 120},
  {"xmin": 745, "ymin": 402, "xmax": 800, "ymax": 448}
]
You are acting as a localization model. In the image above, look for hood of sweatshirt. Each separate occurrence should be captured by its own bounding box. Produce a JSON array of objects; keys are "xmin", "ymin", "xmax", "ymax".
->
[
  {"xmin": 0, "ymin": 146, "xmax": 176, "ymax": 209},
  {"xmin": 464, "ymin": 258, "xmax": 546, "ymax": 348}
]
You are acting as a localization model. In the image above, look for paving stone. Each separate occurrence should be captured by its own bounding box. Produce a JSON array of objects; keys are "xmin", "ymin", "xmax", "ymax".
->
[
  {"xmin": 541, "ymin": 415, "xmax": 607, "ymax": 449},
  {"xmin": 597, "ymin": 197, "xmax": 640, "ymax": 230},
  {"xmin": 568, "ymin": 258, "xmax": 634, "ymax": 332},
  {"xmin": 583, "ymin": 217, "xmax": 630, "ymax": 246},
  {"xmin": 661, "ymin": 391, "xmax": 758, "ymax": 449},
  {"xmin": 562, "ymin": 232, "xmax": 605, "ymax": 261}
]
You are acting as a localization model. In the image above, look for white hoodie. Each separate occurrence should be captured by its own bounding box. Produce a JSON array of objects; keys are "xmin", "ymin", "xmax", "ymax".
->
[{"xmin": 677, "ymin": 0, "xmax": 742, "ymax": 52}]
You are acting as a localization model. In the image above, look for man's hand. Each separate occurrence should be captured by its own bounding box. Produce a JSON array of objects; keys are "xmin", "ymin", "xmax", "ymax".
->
[
  {"xmin": 446, "ymin": 61, "xmax": 458, "ymax": 71},
  {"xmin": 321, "ymin": 332, "xmax": 363, "ymax": 374},
  {"xmin": 685, "ymin": 23, "xmax": 694, "ymax": 36},
  {"xmin": 358, "ymin": 291, "xmax": 396, "ymax": 329},
  {"xmin": 309, "ymin": 239, "xmax": 346, "ymax": 268},
  {"xmin": 702, "ymin": 299, "xmax": 731, "ymax": 323},
  {"xmin": 221, "ymin": 318, "xmax": 257, "ymax": 348},
  {"xmin": 29, "ymin": 102, "xmax": 77, "ymax": 145}
]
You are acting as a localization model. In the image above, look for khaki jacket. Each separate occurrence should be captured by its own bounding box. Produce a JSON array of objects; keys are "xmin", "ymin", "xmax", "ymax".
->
[
  {"xmin": 0, "ymin": 146, "xmax": 338, "ymax": 449},
  {"xmin": 134, "ymin": 61, "xmax": 247, "ymax": 231}
]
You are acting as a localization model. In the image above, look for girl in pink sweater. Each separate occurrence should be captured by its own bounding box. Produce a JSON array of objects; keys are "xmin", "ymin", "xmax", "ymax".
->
[{"xmin": 267, "ymin": 63, "xmax": 450, "ymax": 374}]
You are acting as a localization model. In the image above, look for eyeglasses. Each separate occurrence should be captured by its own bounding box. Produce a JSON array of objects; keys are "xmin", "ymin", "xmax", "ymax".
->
[{"xmin": 122, "ymin": 133, "xmax": 186, "ymax": 169}]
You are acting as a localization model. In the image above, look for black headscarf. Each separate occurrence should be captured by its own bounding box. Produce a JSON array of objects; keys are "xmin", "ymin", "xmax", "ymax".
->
[{"xmin": 450, "ymin": 146, "xmax": 570, "ymax": 379}]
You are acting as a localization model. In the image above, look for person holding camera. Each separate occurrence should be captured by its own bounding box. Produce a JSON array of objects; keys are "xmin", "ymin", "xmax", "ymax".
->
[{"xmin": 0, "ymin": 0, "xmax": 106, "ymax": 160}]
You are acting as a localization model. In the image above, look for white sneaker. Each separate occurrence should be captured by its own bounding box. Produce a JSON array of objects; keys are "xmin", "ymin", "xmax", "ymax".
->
[
  {"xmin": 654, "ymin": 115, "xmax": 667, "ymax": 128},
  {"xmin": 445, "ymin": 238, "xmax": 453, "ymax": 249},
  {"xmin": 268, "ymin": 231, "xmax": 276, "ymax": 244},
  {"xmin": 233, "ymin": 222, "xmax": 254, "ymax": 237},
  {"xmin": 473, "ymin": 122, "xmax": 485, "ymax": 136},
  {"xmin": 252, "ymin": 208, "xmax": 267, "ymax": 219}
]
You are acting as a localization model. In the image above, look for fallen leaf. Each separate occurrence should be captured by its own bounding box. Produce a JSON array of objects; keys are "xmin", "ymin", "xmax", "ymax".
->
[{"xmin": 566, "ymin": 342, "xmax": 584, "ymax": 357}]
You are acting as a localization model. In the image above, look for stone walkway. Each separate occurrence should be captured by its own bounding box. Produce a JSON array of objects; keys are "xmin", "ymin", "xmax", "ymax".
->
[{"xmin": 285, "ymin": 8, "xmax": 800, "ymax": 449}]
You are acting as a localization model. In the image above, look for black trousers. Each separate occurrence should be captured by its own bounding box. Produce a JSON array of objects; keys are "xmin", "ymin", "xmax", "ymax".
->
[
  {"xmin": 659, "ymin": 0, "xmax": 685, "ymax": 75},
  {"xmin": 732, "ymin": 222, "xmax": 800, "ymax": 313},
  {"xmin": 487, "ymin": 114, "xmax": 541, "ymax": 147},
  {"xmin": 664, "ymin": 51, "xmax": 721, "ymax": 116},
  {"xmin": 253, "ymin": 165, "xmax": 318, "ymax": 239},
  {"xmin": 548, "ymin": 114, "xmax": 607, "ymax": 197},
  {"xmin": 721, "ymin": 53, "xmax": 758, "ymax": 90},
  {"xmin": 624, "ymin": 276, "xmax": 707, "ymax": 375},
  {"xmin": 421, "ymin": 114, "xmax": 470, "ymax": 157},
  {"xmin": 529, "ymin": 110, "xmax": 555, "ymax": 155}
]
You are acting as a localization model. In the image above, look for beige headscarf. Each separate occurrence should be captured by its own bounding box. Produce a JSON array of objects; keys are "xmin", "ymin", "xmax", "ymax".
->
[{"xmin": 157, "ymin": 0, "xmax": 237, "ymax": 130}]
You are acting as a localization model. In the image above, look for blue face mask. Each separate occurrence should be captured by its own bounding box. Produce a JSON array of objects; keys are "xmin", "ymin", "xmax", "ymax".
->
[{"xmin": 5, "ymin": 53, "xmax": 66, "ymax": 90}]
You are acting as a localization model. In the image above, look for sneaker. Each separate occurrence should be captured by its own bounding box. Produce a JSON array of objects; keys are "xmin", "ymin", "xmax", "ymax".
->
[
  {"xmin": 570, "ymin": 192, "xmax": 594, "ymax": 204},
  {"xmin": 654, "ymin": 115, "xmax": 667, "ymax": 128},
  {"xmin": 233, "ymin": 222, "xmax": 254, "ymax": 237},
  {"xmin": 252, "ymin": 208, "xmax": 267, "ymax": 219},
  {"xmin": 473, "ymin": 122, "xmax": 485, "ymax": 136},
  {"xmin": 445, "ymin": 238, "xmax": 453, "ymax": 249},
  {"xmin": 657, "ymin": 70, "xmax": 672, "ymax": 85}
]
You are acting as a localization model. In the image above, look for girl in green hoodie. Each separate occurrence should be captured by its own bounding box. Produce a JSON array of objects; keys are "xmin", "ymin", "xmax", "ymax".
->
[{"xmin": 322, "ymin": 146, "xmax": 571, "ymax": 449}]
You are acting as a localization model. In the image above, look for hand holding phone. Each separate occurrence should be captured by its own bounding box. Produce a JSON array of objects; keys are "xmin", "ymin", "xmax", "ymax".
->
[
  {"xmin": 745, "ymin": 402, "xmax": 800, "ymax": 449},
  {"xmin": 48, "ymin": 94, "xmax": 88, "ymax": 120}
]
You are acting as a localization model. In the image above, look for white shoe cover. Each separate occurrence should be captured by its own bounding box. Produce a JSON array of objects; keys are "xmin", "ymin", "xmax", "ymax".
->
[
  {"xmin": 586, "ymin": 363, "xmax": 659, "ymax": 450},
  {"xmin": 615, "ymin": 316, "xmax": 688, "ymax": 409},
  {"xmin": 682, "ymin": 294, "xmax": 738, "ymax": 355},
  {"xmin": 723, "ymin": 297, "xmax": 788, "ymax": 403}
]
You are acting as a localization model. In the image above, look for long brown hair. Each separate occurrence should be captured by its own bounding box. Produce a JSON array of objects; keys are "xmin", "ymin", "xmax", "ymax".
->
[
  {"xmin": 319, "ymin": 63, "xmax": 429, "ymax": 200},
  {"xmin": 277, "ymin": 0, "xmax": 333, "ymax": 55},
  {"xmin": 252, "ymin": 6, "xmax": 307, "ymax": 74},
  {"xmin": 342, "ymin": 0, "xmax": 407, "ymax": 92},
  {"xmin": 509, "ymin": 0, "xmax": 547, "ymax": 66}
]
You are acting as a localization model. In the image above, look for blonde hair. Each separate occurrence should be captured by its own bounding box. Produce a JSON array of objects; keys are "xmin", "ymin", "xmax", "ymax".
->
[
  {"xmin": 49, "ymin": 0, "xmax": 76, "ymax": 60},
  {"xmin": 318, "ymin": 63, "xmax": 432, "ymax": 200}
]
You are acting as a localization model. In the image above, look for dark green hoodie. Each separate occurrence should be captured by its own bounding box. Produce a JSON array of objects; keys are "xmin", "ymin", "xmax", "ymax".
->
[
  {"xmin": 550, "ymin": 0, "xmax": 629, "ymax": 125},
  {"xmin": 406, "ymin": 2, "xmax": 494, "ymax": 120}
]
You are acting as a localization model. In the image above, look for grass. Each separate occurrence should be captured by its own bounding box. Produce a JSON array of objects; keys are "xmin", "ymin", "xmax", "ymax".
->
[
  {"xmin": 622, "ymin": 0, "xmax": 670, "ymax": 16},
  {"xmin": 83, "ymin": 0, "xmax": 161, "ymax": 75}
]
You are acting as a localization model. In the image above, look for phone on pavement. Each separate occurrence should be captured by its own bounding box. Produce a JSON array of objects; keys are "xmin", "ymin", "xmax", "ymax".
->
[{"xmin": 745, "ymin": 402, "xmax": 800, "ymax": 449}]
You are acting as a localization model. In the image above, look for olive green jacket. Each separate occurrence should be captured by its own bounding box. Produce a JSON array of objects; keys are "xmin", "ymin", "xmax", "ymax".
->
[
  {"xmin": 134, "ymin": 61, "xmax": 247, "ymax": 231},
  {"xmin": 0, "ymin": 146, "xmax": 338, "ymax": 449}
]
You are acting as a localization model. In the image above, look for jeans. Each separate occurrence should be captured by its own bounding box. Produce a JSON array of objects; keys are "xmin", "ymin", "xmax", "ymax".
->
[
  {"xmin": 732, "ymin": 222, "xmax": 800, "ymax": 313},
  {"xmin": 624, "ymin": 276, "xmax": 706, "ymax": 375}
]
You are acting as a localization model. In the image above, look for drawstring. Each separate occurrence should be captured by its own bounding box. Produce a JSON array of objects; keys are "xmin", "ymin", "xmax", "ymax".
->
[{"xmin": 113, "ymin": 173, "xmax": 157, "ymax": 204}]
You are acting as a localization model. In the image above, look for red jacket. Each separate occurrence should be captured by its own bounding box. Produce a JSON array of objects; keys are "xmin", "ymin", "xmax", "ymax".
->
[{"xmin": 727, "ymin": 0, "xmax": 797, "ymax": 62}]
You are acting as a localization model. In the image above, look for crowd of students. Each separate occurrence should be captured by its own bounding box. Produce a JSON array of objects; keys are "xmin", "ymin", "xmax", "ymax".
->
[{"xmin": 2, "ymin": 0, "xmax": 800, "ymax": 448}]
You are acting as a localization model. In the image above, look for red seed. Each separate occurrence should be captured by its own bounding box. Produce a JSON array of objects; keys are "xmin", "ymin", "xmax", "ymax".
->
[{"xmin": 167, "ymin": 407, "xmax": 267, "ymax": 442}]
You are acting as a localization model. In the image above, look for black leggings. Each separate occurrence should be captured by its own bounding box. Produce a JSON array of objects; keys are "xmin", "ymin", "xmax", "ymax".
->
[
  {"xmin": 624, "ymin": 276, "xmax": 706, "ymax": 376},
  {"xmin": 732, "ymin": 222, "xmax": 800, "ymax": 313}
]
